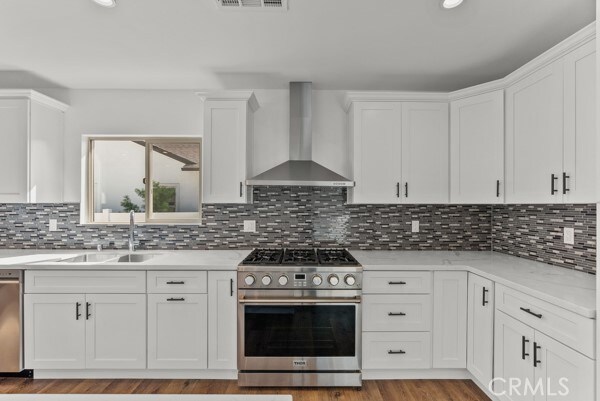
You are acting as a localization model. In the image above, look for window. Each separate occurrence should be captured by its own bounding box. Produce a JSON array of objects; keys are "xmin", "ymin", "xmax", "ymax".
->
[{"xmin": 87, "ymin": 137, "xmax": 201, "ymax": 224}]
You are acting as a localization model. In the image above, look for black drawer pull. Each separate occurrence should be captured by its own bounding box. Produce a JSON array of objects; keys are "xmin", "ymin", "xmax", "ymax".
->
[
  {"xmin": 562, "ymin": 172, "xmax": 570, "ymax": 195},
  {"xmin": 76, "ymin": 302, "xmax": 81, "ymax": 320},
  {"xmin": 86, "ymin": 302, "xmax": 91, "ymax": 320},
  {"xmin": 533, "ymin": 342, "xmax": 541, "ymax": 367},
  {"xmin": 482, "ymin": 287, "xmax": 489, "ymax": 306},
  {"xmin": 521, "ymin": 336, "xmax": 530, "ymax": 360},
  {"xmin": 396, "ymin": 182, "xmax": 400, "ymax": 198},
  {"xmin": 388, "ymin": 350, "xmax": 406, "ymax": 355},
  {"xmin": 388, "ymin": 281, "xmax": 407, "ymax": 285},
  {"xmin": 230, "ymin": 278, "xmax": 234, "ymax": 297},
  {"xmin": 496, "ymin": 180, "xmax": 500, "ymax": 197},
  {"xmin": 166, "ymin": 281, "xmax": 185, "ymax": 285},
  {"xmin": 167, "ymin": 297, "xmax": 185, "ymax": 302},
  {"xmin": 388, "ymin": 312, "xmax": 406, "ymax": 316},
  {"xmin": 551, "ymin": 174, "xmax": 558, "ymax": 195},
  {"xmin": 520, "ymin": 307, "xmax": 542, "ymax": 319}
]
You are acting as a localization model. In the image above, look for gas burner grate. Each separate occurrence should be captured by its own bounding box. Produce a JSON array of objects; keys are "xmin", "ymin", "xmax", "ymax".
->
[
  {"xmin": 282, "ymin": 248, "xmax": 318, "ymax": 265},
  {"xmin": 317, "ymin": 249, "xmax": 360, "ymax": 266},
  {"xmin": 241, "ymin": 248, "xmax": 283, "ymax": 265}
]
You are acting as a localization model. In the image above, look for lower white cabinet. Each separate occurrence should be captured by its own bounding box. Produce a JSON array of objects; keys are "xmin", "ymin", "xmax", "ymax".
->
[
  {"xmin": 147, "ymin": 294, "xmax": 208, "ymax": 370},
  {"xmin": 363, "ymin": 332, "xmax": 432, "ymax": 370},
  {"xmin": 467, "ymin": 273, "xmax": 494, "ymax": 387},
  {"xmin": 432, "ymin": 271, "xmax": 467, "ymax": 368},
  {"xmin": 25, "ymin": 293, "xmax": 146, "ymax": 370},
  {"xmin": 208, "ymin": 271, "xmax": 237, "ymax": 370}
]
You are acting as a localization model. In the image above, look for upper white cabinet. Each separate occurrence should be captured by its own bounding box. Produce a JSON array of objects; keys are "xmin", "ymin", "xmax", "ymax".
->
[
  {"xmin": 0, "ymin": 91, "xmax": 68, "ymax": 203},
  {"xmin": 200, "ymin": 91, "xmax": 258, "ymax": 204},
  {"xmin": 348, "ymin": 102, "xmax": 402, "ymax": 204},
  {"xmin": 450, "ymin": 91, "xmax": 504, "ymax": 203}
]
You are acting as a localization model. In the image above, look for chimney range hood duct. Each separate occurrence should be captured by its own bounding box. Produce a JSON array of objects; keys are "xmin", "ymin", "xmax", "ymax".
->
[{"xmin": 246, "ymin": 82, "xmax": 355, "ymax": 187}]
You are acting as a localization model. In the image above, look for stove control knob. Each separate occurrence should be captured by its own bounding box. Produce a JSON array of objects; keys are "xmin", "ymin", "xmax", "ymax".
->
[
  {"xmin": 278, "ymin": 275, "xmax": 289, "ymax": 286},
  {"xmin": 345, "ymin": 274, "xmax": 356, "ymax": 286},
  {"xmin": 244, "ymin": 274, "xmax": 256, "ymax": 286},
  {"xmin": 328, "ymin": 274, "xmax": 339, "ymax": 286},
  {"xmin": 312, "ymin": 274, "xmax": 323, "ymax": 286},
  {"xmin": 261, "ymin": 275, "xmax": 272, "ymax": 286}
]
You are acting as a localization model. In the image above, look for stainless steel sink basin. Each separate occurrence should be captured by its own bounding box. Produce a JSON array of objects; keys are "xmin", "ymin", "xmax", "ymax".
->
[
  {"xmin": 117, "ymin": 254, "xmax": 156, "ymax": 263},
  {"xmin": 60, "ymin": 253, "xmax": 120, "ymax": 263}
]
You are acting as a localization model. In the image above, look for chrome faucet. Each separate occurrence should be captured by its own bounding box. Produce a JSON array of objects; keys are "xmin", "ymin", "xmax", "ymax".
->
[{"xmin": 128, "ymin": 211, "xmax": 136, "ymax": 252}]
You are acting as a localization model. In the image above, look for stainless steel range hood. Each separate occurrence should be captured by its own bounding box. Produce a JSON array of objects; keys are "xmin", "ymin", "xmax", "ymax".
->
[{"xmin": 246, "ymin": 82, "xmax": 354, "ymax": 187}]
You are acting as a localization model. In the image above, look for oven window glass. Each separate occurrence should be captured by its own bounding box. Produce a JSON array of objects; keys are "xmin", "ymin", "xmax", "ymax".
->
[{"xmin": 244, "ymin": 305, "xmax": 356, "ymax": 357}]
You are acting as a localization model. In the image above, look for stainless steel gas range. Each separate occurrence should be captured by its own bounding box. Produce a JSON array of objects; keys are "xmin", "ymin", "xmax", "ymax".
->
[{"xmin": 237, "ymin": 248, "xmax": 362, "ymax": 387}]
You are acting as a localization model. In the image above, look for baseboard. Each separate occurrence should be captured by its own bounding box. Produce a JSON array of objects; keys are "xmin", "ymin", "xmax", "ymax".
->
[
  {"xmin": 33, "ymin": 370, "xmax": 238, "ymax": 380},
  {"xmin": 362, "ymin": 369, "xmax": 471, "ymax": 380}
]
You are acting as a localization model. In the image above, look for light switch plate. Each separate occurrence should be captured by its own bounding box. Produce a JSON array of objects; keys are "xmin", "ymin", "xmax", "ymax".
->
[
  {"xmin": 49, "ymin": 219, "xmax": 58, "ymax": 232},
  {"xmin": 243, "ymin": 220, "xmax": 257, "ymax": 233},
  {"xmin": 411, "ymin": 221, "xmax": 420, "ymax": 233},
  {"xmin": 564, "ymin": 227, "xmax": 574, "ymax": 245}
]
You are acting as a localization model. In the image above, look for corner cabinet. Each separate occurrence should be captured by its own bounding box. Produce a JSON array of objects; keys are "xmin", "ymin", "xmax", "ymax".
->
[
  {"xmin": 199, "ymin": 91, "xmax": 259, "ymax": 204},
  {"xmin": 0, "ymin": 90, "xmax": 68, "ymax": 203}
]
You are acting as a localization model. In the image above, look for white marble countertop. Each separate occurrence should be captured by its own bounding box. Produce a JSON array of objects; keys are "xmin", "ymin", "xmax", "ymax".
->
[{"xmin": 353, "ymin": 251, "xmax": 596, "ymax": 319}]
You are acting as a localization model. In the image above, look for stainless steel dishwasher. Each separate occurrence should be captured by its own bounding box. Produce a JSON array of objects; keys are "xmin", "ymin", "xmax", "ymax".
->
[{"xmin": 0, "ymin": 270, "xmax": 22, "ymax": 373}]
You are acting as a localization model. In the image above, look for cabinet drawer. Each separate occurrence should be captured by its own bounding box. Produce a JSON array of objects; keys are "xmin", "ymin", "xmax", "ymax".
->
[
  {"xmin": 363, "ymin": 294, "xmax": 432, "ymax": 332},
  {"xmin": 147, "ymin": 271, "xmax": 207, "ymax": 294},
  {"xmin": 364, "ymin": 271, "xmax": 432, "ymax": 294},
  {"xmin": 25, "ymin": 270, "xmax": 146, "ymax": 294},
  {"xmin": 362, "ymin": 332, "xmax": 431, "ymax": 369},
  {"xmin": 495, "ymin": 284, "xmax": 595, "ymax": 358}
]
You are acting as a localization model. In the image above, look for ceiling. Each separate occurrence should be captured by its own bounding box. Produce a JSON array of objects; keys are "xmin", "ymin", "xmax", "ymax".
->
[{"xmin": 0, "ymin": 0, "xmax": 595, "ymax": 91}]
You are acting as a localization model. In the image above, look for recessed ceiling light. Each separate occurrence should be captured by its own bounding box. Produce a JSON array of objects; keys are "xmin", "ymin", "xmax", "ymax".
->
[
  {"xmin": 442, "ymin": 0, "xmax": 463, "ymax": 9},
  {"xmin": 93, "ymin": 0, "xmax": 116, "ymax": 8}
]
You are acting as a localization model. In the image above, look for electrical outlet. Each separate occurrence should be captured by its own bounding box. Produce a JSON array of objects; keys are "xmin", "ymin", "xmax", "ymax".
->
[
  {"xmin": 411, "ymin": 221, "xmax": 420, "ymax": 233},
  {"xmin": 243, "ymin": 220, "xmax": 257, "ymax": 233},
  {"xmin": 564, "ymin": 227, "xmax": 575, "ymax": 245},
  {"xmin": 49, "ymin": 219, "xmax": 58, "ymax": 232}
]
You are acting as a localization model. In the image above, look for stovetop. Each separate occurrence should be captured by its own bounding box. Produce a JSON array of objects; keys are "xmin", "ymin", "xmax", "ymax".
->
[{"xmin": 241, "ymin": 248, "xmax": 360, "ymax": 267}]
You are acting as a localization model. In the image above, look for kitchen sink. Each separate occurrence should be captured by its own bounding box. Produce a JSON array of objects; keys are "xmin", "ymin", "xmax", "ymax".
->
[
  {"xmin": 60, "ymin": 253, "xmax": 121, "ymax": 263},
  {"xmin": 116, "ymin": 254, "xmax": 157, "ymax": 263}
]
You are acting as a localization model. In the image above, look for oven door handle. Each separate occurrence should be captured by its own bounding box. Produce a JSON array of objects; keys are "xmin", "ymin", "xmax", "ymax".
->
[{"xmin": 238, "ymin": 296, "xmax": 362, "ymax": 304}]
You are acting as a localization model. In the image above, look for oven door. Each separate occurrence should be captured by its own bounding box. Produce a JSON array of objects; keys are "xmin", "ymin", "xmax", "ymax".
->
[{"xmin": 238, "ymin": 292, "xmax": 361, "ymax": 372}]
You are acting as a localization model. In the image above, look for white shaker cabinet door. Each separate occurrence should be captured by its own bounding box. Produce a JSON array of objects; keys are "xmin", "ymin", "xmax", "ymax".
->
[
  {"xmin": 505, "ymin": 60, "xmax": 565, "ymax": 203},
  {"xmin": 148, "ymin": 294, "xmax": 208, "ymax": 370},
  {"xmin": 349, "ymin": 102, "xmax": 402, "ymax": 204},
  {"xmin": 563, "ymin": 39, "xmax": 596, "ymax": 203},
  {"xmin": 401, "ymin": 102, "xmax": 449, "ymax": 204},
  {"xmin": 24, "ymin": 294, "xmax": 86, "ymax": 370},
  {"xmin": 467, "ymin": 274, "xmax": 494, "ymax": 387},
  {"xmin": 85, "ymin": 294, "xmax": 146, "ymax": 369},
  {"xmin": 208, "ymin": 271, "xmax": 238, "ymax": 370},
  {"xmin": 450, "ymin": 91, "xmax": 504, "ymax": 203},
  {"xmin": 0, "ymin": 99, "xmax": 28, "ymax": 203}
]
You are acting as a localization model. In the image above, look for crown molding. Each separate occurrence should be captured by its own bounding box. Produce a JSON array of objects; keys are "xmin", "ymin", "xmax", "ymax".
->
[
  {"xmin": 196, "ymin": 90, "xmax": 260, "ymax": 112},
  {"xmin": 0, "ymin": 89, "xmax": 69, "ymax": 111},
  {"xmin": 345, "ymin": 22, "xmax": 595, "ymax": 108}
]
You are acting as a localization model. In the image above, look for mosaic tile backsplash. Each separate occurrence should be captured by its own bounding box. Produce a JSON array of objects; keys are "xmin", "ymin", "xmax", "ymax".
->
[{"xmin": 0, "ymin": 187, "xmax": 595, "ymax": 273}]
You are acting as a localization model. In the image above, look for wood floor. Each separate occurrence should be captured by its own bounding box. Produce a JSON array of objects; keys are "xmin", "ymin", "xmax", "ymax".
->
[{"xmin": 0, "ymin": 379, "xmax": 491, "ymax": 401}]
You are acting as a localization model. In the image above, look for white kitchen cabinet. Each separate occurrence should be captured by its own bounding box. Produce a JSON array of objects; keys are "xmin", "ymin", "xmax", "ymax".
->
[
  {"xmin": 24, "ymin": 294, "xmax": 86, "ymax": 370},
  {"xmin": 432, "ymin": 271, "xmax": 467, "ymax": 368},
  {"xmin": 0, "ymin": 91, "xmax": 68, "ymax": 203},
  {"xmin": 467, "ymin": 274, "xmax": 494, "ymax": 387},
  {"xmin": 348, "ymin": 102, "xmax": 402, "ymax": 204},
  {"xmin": 201, "ymin": 91, "xmax": 258, "ymax": 204},
  {"xmin": 148, "ymin": 294, "xmax": 208, "ymax": 370},
  {"xmin": 85, "ymin": 294, "xmax": 146, "ymax": 369},
  {"xmin": 450, "ymin": 91, "xmax": 504, "ymax": 203},
  {"xmin": 563, "ymin": 39, "xmax": 596, "ymax": 203},
  {"xmin": 505, "ymin": 60, "xmax": 565, "ymax": 204},
  {"xmin": 401, "ymin": 102, "xmax": 449, "ymax": 204},
  {"xmin": 208, "ymin": 271, "xmax": 237, "ymax": 370}
]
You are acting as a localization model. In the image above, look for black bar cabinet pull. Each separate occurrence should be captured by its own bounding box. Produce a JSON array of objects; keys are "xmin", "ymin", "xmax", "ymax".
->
[
  {"xmin": 230, "ymin": 278, "xmax": 234, "ymax": 297},
  {"xmin": 76, "ymin": 302, "xmax": 81, "ymax": 320},
  {"xmin": 396, "ymin": 183, "xmax": 400, "ymax": 198},
  {"xmin": 520, "ymin": 307, "xmax": 543, "ymax": 319},
  {"xmin": 551, "ymin": 174, "xmax": 558, "ymax": 195},
  {"xmin": 86, "ymin": 302, "xmax": 91, "ymax": 320},
  {"xmin": 404, "ymin": 182, "xmax": 408, "ymax": 198},
  {"xmin": 166, "ymin": 281, "xmax": 185, "ymax": 285},
  {"xmin": 562, "ymin": 172, "xmax": 570, "ymax": 195},
  {"xmin": 388, "ymin": 281, "xmax": 407, "ymax": 285},
  {"xmin": 388, "ymin": 350, "xmax": 406, "ymax": 355},
  {"xmin": 533, "ymin": 342, "xmax": 541, "ymax": 367},
  {"xmin": 167, "ymin": 297, "xmax": 185, "ymax": 302},
  {"xmin": 388, "ymin": 312, "xmax": 406, "ymax": 316},
  {"xmin": 496, "ymin": 180, "xmax": 500, "ymax": 197},
  {"xmin": 482, "ymin": 287, "xmax": 489, "ymax": 306},
  {"xmin": 521, "ymin": 336, "xmax": 530, "ymax": 360},
  {"xmin": 240, "ymin": 182, "xmax": 243, "ymax": 197}
]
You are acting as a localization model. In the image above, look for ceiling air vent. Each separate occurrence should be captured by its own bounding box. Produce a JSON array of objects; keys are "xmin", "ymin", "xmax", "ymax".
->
[{"xmin": 215, "ymin": 0, "xmax": 287, "ymax": 11}]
